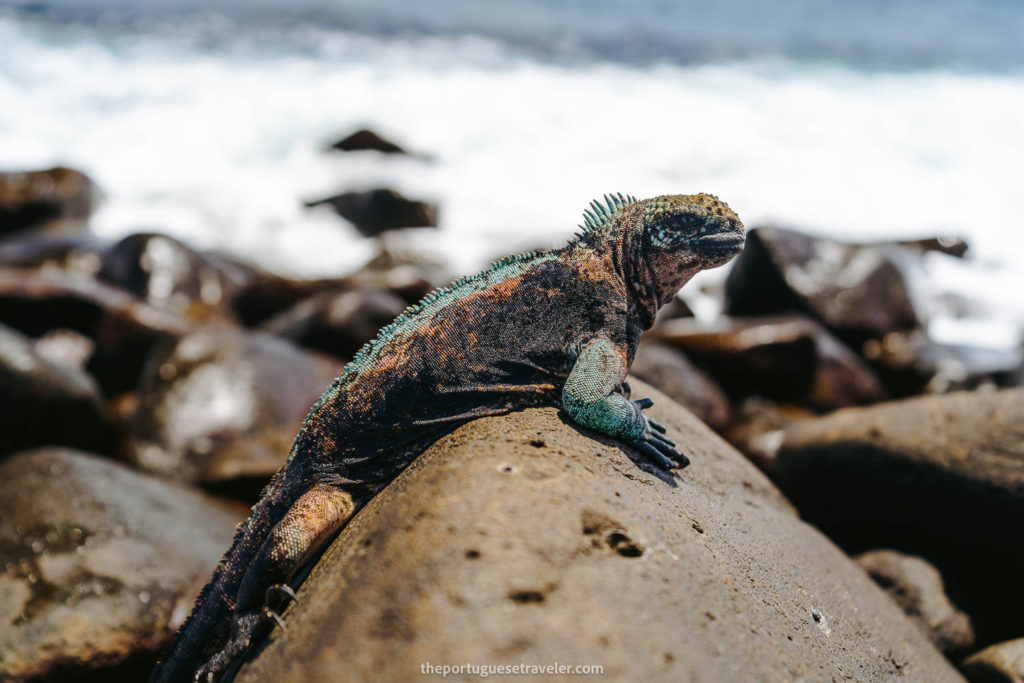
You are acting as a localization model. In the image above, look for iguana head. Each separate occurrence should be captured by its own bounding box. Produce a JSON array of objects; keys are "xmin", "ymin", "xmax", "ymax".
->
[{"xmin": 577, "ymin": 193, "xmax": 745, "ymax": 326}]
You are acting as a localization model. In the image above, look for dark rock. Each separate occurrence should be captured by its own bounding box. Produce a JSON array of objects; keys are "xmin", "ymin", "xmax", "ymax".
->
[
  {"xmin": 230, "ymin": 274, "xmax": 346, "ymax": 328},
  {"xmin": 629, "ymin": 341, "xmax": 730, "ymax": 429},
  {"xmin": 0, "ymin": 323, "xmax": 117, "ymax": 457},
  {"xmin": 306, "ymin": 188, "xmax": 438, "ymax": 238},
  {"xmin": 863, "ymin": 330, "xmax": 1024, "ymax": 396},
  {"xmin": 260, "ymin": 287, "xmax": 408, "ymax": 360},
  {"xmin": 125, "ymin": 327, "xmax": 344, "ymax": 487},
  {"xmin": 776, "ymin": 388, "xmax": 1024, "ymax": 644},
  {"xmin": 347, "ymin": 247, "xmax": 450, "ymax": 304},
  {"xmin": 98, "ymin": 233, "xmax": 254, "ymax": 324},
  {"xmin": 855, "ymin": 549, "xmax": 974, "ymax": 656},
  {"xmin": 0, "ymin": 233, "xmax": 108, "ymax": 277},
  {"xmin": 724, "ymin": 227, "xmax": 920, "ymax": 346},
  {"xmin": 0, "ymin": 167, "xmax": 99, "ymax": 238},
  {"xmin": 720, "ymin": 397, "xmax": 814, "ymax": 474},
  {"xmin": 235, "ymin": 381, "xmax": 959, "ymax": 683},
  {"xmin": 0, "ymin": 448, "xmax": 243, "ymax": 682},
  {"xmin": 652, "ymin": 315, "xmax": 888, "ymax": 411},
  {"xmin": 962, "ymin": 639, "xmax": 1024, "ymax": 683},
  {"xmin": 895, "ymin": 236, "xmax": 969, "ymax": 258},
  {"xmin": 231, "ymin": 248, "xmax": 448, "ymax": 328},
  {"xmin": 0, "ymin": 267, "xmax": 190, "ymax": 395},
  {"xmin": 327, "ymin": 128, "xmax": 407, "ymax": 155}
]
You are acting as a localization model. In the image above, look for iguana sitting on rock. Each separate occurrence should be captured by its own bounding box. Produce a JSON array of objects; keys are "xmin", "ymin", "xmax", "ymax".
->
[{"xmin": 152, "ymin": 193, "xmax": 745, "ymax": 682}]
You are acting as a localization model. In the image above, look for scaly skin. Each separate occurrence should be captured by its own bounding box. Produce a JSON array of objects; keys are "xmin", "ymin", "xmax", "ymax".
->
[{"xmin": 151, "ymin": 193, "xmax": 745, "ymax": 682}]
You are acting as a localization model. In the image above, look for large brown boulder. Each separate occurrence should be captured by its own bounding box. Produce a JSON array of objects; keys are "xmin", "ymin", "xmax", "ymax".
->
[
  {"xmin": 775, "ymin": 388, "xmax": 1024, "ymax": 644},
  {"xmin": 235, "ymin": 381, "xmax": 960, "ymax": 682},
  {"xmin": 0, "ymin": 448, "xmax": 243, "ymax": 682}
]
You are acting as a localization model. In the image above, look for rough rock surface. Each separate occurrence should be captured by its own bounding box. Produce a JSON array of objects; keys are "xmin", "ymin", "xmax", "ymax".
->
[
  {"xmin": 855, "ymin": 549, "xmax": 974, "ymax": 656},
  {"xmin": 776, "ymin": 388, "xmax": 1024, "ymax": 643},
  {"xmin": 236, "ymin": 382, "xmax": 960, "ymax": 683},
  {"xmin": 0, "ymin": 323, "xmax": 116, "ymax": 457},
  {"xmin": 126, "ymin": 327, "xmax": 344, "ymax": 486},
  {"xmin": 0, "ymin": 448, "xmax": 243, "ymax": 682},
  {"xmin": 962, "ymin": 639, "xmax": 1024, "ymax": 683}
]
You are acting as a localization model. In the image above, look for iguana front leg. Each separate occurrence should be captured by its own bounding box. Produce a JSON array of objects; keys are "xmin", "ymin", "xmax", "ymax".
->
[{"xmin": 561, "ymin": 338, "xmax": 689, "ymax": 470}]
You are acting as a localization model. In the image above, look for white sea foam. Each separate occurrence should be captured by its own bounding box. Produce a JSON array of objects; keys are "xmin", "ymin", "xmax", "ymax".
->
[{"xmin": 0, "ymin": 16, "xmax": 1021, "ymax": 347}]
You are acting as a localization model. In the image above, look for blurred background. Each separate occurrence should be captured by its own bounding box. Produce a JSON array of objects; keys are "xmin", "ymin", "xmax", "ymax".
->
[
  {"xmin": 1, "ymin": 0, "xmax": 1022, "ymax": 347},
  {"xmin": 3, "ymin": 3, "xmax": 1024, "ymax": 681}
]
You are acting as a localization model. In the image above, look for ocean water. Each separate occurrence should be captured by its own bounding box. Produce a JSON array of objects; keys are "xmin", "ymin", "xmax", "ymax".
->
[{"xmin": 1, "ymin": 1, "xmax": 1022, "ymax": 347}]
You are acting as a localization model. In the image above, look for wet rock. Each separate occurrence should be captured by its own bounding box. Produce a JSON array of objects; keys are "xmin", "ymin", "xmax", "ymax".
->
[
  {"xmin": 855, "ymin": 549, "xmax": 974, "ymax": 656},
  {"xmin": 0, "ymin": 323, "xmax": 116, "ymax": 457},
  {"xmin": 0, "ymin": 267, "xmax": 190, "ymax": 395},
  {"xmin": 126, "ymin": 327, "xmax": 344, "ymax": 487},
  {"xmin": 327, "ymin": 128, "xmax": 408, "ymax": 155},
  {"xmin": 724, "ymin": 227, "xmax": 920, "ymax": 346},
  {"xmin": 260, "ymin": 287, "xmax": 408, "ymax": 360},
  {"xmin": 235, "ymin": 381, "xmax": 959, "ymax": 683},
  {"xmin": 629, "ymin": 341, "xmax": 730, "ymax": 429},
  {"xmin": 962, "ymin": 639, "xmax": 1024, "ymax": 683},
  {"xmin": 652, "ymin": 315, "xmax": 888, "ymax": 411},
  {"xmin": 306, "ymin": 188, "xmax": 438, "ymax": 238},
  {"xmin": 98, "ymin": 233, "xmax": 254, "ymax": 324},
  {"xmin": 0, "ymin": 167, "xmax": 99, "ymax": 238},
  {"xmin": 720, "ymin": 397, "xmax": 814, "ymax": 474},
  {"xmin": 776, "ymin": 388, "xmax": 1024, "ymax": 644},
  {"xmin": 0, "ymin": 448, "xmax": 242, "ymax": 682}
]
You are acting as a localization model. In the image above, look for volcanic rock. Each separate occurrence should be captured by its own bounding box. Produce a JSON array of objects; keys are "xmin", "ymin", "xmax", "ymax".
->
[
  {"xmin": 0, "ymin": 323, "xmax": 116, "ymax": 457},
  {"xmin": 776, "ymin": 388, "xmax": 1024, "ymax": 644},
  {"xmin": 0, "ymin": 167, "xmax": 99, "ymax": 238},
  {"xmin": 855, "ymin": 549, "xmax": 974, "ymax": 656},
  {"xmin": 125, "ymin": 327, "xmax": 344, "ymax": 489},
  {"xmin": 629, "ymin": 341, "xmax": 730, "ymax": 429},
  {"xmin": 724, "ymin": 227, "xmax": 920, "ymax": 346},
  {"xmin": 306, "ymin": 188, "xmax": 438, "ymax": 238},
  {"xmin": 652, "ymin": 315, "xmax": 887, "ymax": 411},
  {"xmin": 234, "ymin": 381, "xmax": 959, "ymax": 683},
  {"xmin": 0, "ymin": 448, "xmax": 242, "ymax": 682}
]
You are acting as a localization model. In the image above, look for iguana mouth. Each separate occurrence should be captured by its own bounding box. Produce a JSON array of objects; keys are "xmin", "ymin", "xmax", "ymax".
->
[{"xmin": 698, "ymin": 231, "xmax": 745, "ymax": 255}]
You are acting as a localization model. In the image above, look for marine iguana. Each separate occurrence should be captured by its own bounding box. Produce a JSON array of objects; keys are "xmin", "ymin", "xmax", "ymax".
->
[{"xmin": 152, "ymin": 193, "xmax": 745, "ymax": 682}]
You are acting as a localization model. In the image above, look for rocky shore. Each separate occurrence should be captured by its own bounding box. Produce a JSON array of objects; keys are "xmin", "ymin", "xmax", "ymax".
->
[{"xmin": 1, "ymin": 156, "xmax": 1022, "ymax": 681}]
